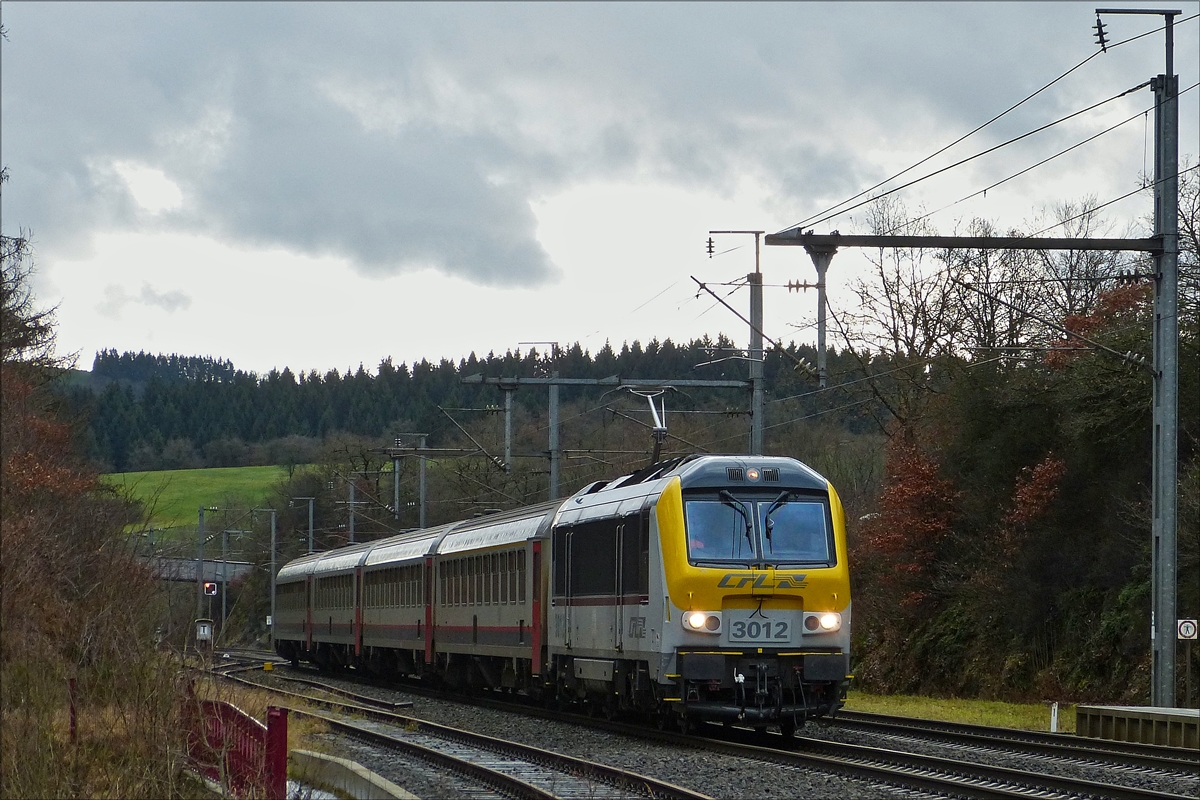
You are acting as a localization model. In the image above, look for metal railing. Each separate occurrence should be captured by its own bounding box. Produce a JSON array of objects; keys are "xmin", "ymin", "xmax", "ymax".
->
[{"xmin": 183, "ymin": 695, "xmax": 287, "ymax": 799}]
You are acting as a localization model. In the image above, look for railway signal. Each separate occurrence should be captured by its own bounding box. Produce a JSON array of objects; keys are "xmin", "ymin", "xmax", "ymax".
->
[{"xmin": 204, "ymin": 581, "xmax": 218, "ymax": 596}]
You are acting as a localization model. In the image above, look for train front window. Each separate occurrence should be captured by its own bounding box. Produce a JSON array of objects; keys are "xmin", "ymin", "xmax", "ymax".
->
[
  {"xmin": 684, "ymin": 500, "xmax": 756, "ymax": 562},
  {"xmin": 685, "ymin": 494, "xmax": 833, "ymax": 566},
  {"xmin": 758, "ymin": 499, "xmax": 830, "ymax": 563}
]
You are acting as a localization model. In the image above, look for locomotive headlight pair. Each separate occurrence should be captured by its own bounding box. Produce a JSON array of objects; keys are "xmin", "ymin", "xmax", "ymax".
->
[
  {"xmin": 803, "ymin": 612, "xmax": 841, "ymax": 633},
  {"xmin": 683, "ymin": 611, "xmax": 722, "ymax": 634}
]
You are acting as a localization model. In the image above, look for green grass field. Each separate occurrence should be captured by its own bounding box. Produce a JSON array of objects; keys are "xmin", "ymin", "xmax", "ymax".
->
[
  {"xmin": 844, "ymin": 690, "xmax": 1074, "ymax": 732},
  {"xmin": 102, "ymin": 465, "xmax": 291, "ymax": 530}
]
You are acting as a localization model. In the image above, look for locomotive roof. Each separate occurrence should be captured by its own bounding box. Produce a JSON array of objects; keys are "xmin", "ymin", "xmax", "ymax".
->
[
  {"xmin": 673, "ymin": 454, "xmax": 829, "ymax": 491},
  {"xmin": 555, "ymin": 455, "xmax": 828, "ymax": 526}
]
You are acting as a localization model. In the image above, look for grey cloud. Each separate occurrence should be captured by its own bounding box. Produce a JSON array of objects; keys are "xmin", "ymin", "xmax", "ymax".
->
[
  {"xmin": 3, "ymin": 2, "xmax": 1193, "ymax": 287},
  {"xmin": 140, "ymin": 284, "xmax": 191, "ymax": 313},
  {"xmin": 95, "ymin": 283, "xmax": 191, "ymax": 318},
  {"xmin": 96, "ymin": 285, "xmax": 134, "ymax": 319}
]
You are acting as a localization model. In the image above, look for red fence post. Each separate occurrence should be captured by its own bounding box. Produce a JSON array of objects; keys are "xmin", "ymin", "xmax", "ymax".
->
[
  {"xmin": 265, "ymin": 706, "xmax": 288, "ymax": 800},
  {"xmin": 68, "ymin": 678, "xmax": 77, "ymax": 744}
]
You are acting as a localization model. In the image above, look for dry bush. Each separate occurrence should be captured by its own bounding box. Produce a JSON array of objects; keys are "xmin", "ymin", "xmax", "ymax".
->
[{"xmin": 2, "ymin": 231, "xmax": 198, "ymax": 797}]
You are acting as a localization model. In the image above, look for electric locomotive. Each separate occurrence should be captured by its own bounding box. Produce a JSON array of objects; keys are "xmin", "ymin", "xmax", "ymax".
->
[{"xmin": 273, "ymin": 454, "xmax": 850, "ymax": 734}]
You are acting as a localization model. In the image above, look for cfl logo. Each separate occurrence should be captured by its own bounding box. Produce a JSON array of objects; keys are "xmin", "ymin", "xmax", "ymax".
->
[{"xmin": 717, "ymin": 573, "xmax": 808, "ymax": 589}]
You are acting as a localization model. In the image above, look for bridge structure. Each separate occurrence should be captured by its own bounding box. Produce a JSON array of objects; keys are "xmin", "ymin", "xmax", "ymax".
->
[{"xmin": 142, "ymin": 556, "xmax": 254, "ymax": 584}]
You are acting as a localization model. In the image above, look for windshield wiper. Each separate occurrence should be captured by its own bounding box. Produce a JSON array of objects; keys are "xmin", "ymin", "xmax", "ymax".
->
[
  {"xmin": 763, "ymin": 491, "xmax": 790, "ymax": 553},
  {"xmin": 719, "ymin": 490, "xmax": 754, "ymax": 557}
]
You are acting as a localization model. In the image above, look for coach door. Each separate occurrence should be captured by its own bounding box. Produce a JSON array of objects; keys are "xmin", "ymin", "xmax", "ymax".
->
[
  {"xmin": 305, "ymin": 574, "xmax": 313, "ymax": 651},
  {"xmin": 563, "ymin": 530, "xmax": 573, "ymax": 649},
  {"xmin": 613, "ymin": 521, "xmax": 624, "ymax": 652}
]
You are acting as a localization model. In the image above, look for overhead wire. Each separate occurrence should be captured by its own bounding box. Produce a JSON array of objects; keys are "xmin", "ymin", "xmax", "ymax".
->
[
  {"xmin": 776, "ymin": 14, "xmax": 1199, "ymax": 235},
  {"xmin": 1031, "ymin": 163, "xmax": 1200, "ymax": 235},
  {"xmin": 902, "ymin": 81, "xmax": 1198, "ymax": 232},
  {"xmin": 783, "ymin": 79, "xmax": 1162, "ymax": 234},
  {"xmin": 902, "ymin": 94, "xmax": 1149, "ymax": 229}
]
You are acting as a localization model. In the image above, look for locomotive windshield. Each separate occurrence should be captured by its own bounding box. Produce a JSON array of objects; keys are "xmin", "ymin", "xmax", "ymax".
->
[{"xmin": 684, "ymin": 493, "xmax": 832, "ymax": 566}]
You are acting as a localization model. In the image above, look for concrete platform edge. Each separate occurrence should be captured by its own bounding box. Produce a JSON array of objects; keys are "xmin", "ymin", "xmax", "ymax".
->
[{"xmin": 290, "ymin": 748, "xmax": 418, "ymax": 800}]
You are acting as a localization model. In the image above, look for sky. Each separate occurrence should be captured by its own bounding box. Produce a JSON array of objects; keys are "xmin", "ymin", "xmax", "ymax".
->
[{"xmin": 2, "ymin": 1, "xmax": 1197, "ymax": 376}]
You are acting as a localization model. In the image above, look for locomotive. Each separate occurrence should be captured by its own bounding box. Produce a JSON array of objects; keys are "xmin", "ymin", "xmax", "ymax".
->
[{"xmin": 273, "ymin": 454, "xmax": 851, "ymax": 734}]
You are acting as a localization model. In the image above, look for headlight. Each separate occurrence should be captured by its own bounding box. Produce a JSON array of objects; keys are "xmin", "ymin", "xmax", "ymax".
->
[
  {"xmin": 803, "ymin": 612, "xmax": 841, "ymax": 633},
  {"xmin": 682, "ymin": 611, "xmax": 722, "ymax": 634}
]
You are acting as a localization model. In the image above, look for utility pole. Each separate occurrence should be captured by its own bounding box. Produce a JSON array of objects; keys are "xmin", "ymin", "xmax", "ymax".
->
[
  {"xmin": 503, "ymin": 386, "xmax": 515, "ymax": 474},
  {"xmin": 291, "ymin": 497, "xmax": 315, "ymax": 554},
  {"xmin": 196, "ymin": 507, "xmax": 206, "ymax": 621},
  {"xmin": 251, "ymin": 509, "xmax": 278, "ymax": 648},
  {"xmin": 805, "ymin": 245, "xmax": 834, "ymax": 389},
  {"xmin": 222, "ymin": 528, "xmax": 228, "ymax": 628},
  {"xmin": 393, "ymin": 457, "xmax": 401, "ymax": 520},
  {"xmin": 549, "ymin": 371, "xmax": 561, "ymax": 498},
  {"xmin": 269, "ymin": 509, "xmax": 276, "ymax": 647},
  {"xmin": 419, "ymin": 434, "xmax": 427, "ymax": 528},
  {"xmin": 710, "ymin": 230, "xmax": 766, "ymax": 453},
  {"xmin": 1096, "ymin": 2, "xmax": 1182, "ymax": 709},
  {"xmin": 1093, "ymin": 5, "xmax": 1183, "ymax": 708},
  {"xmin": 348, "ymin": 479, "xmax": 356, "ymax": 543}
]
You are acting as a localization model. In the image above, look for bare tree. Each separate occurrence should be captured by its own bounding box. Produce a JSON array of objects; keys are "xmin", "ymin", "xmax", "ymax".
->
[
  {"xmin": 839, "ymin": 196, "xmax": 966, "ymax": 432},
  {"xmin": 938, "ymin": 217, "xmax": 1047, "ymax": 357},
  {"xmin": 1032, "ymin": 197, "xmax": 1129, "ymax": 319}
]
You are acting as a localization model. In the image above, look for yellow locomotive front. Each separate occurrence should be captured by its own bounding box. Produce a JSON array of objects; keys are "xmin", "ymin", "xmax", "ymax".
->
[{"xmin": 655, "ymin": 456, "xmax": 851, "ymax": 734}]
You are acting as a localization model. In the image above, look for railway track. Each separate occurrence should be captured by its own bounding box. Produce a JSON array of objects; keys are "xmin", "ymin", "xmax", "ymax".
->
[
  {"xmin": 215, "ymin": 652, "xmax": 1197, "ymax": 799},
  {"xmin": 831, "ymin": 710, "xmax": 1200, "ymax": 772},
  {"xmin": 212, "ymin": 662, "xmax": 710, "ymax": 800}
]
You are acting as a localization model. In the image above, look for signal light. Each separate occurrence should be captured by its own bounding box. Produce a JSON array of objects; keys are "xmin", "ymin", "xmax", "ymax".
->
[
  {"xmin": 1094, "ymin": 15, "xmax": 1108, "ymax": 52},
  {"xmin": 706, "ymin": 237, "xmax": 715, "ymax": 258},
  {"xmin": 204, "ymin": 581, "xmax": 218, "ymax": 596}
]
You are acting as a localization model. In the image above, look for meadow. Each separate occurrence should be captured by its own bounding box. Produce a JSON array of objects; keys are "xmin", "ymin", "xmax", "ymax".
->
[
  {"xmin": 844, "ymin": 691, "xmax": 1074, "ymax": 732},
  {"xmin": 102, "ymin": 465, "xmax": 292, "ymax": 530}
]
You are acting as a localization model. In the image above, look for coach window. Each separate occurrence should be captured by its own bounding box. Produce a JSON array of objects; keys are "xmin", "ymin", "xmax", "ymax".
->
[
  {"xmin": 484, "ymin": 555, "xmax": 492, "ymax": 606},
  {"xmin": 518, "ymin": 550, "xmax": 527, "ymax": 603},
  {"xmin": 491, "ymin": 553, "xmax": 500, "ymax": 605}
]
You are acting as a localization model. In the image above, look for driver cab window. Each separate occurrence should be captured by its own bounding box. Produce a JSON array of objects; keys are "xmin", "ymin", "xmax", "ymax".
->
[{"xmin": 684, "ymin": 500, "xmax": 755, "ymax": 561}]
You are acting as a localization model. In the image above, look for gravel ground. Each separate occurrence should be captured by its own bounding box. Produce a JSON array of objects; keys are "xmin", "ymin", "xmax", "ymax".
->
[
  {"xmin": 246, "ymin": 667, "xmax": 1200, "ymax": 798},
  {"xmin": 249, "ymin": 670, "xmax": 945, "ymax": 799}
]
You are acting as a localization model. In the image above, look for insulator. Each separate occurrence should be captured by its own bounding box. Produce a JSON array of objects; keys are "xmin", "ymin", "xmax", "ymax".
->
[
  {"xmin": 1094, "ymin": 16, "xmax": 1108, "ymax": 51},
  {"xmin": 706, "ymin": 237, "xmax": 715, "ymax": 257}
]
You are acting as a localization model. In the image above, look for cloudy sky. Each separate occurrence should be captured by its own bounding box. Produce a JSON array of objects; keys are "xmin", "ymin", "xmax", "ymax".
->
[{"xmin": 2, "ymin": 1, "xmax": 1197, "ymax": 375}]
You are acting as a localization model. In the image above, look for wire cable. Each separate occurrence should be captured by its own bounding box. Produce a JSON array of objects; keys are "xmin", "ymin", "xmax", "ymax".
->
[
  {"xmin": 777, "ymin": 13, "xmax": 1199, "ymax": 235},
  {"xmin": 1031, "ymin": 163, "xmax": 1200, "ymax": 236},
  {"xmin": 902, "ymin": 96, "xmax": 1152, "ymax": 230},
  {"xmin": 787, "ymin": 79, "xmax": 1160, "ymax": 234}
]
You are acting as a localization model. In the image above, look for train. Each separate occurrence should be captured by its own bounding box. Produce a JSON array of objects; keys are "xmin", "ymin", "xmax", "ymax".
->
[{"xmin": 272, "ymin": 454, "xmax": 851, "ymax": 734}]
